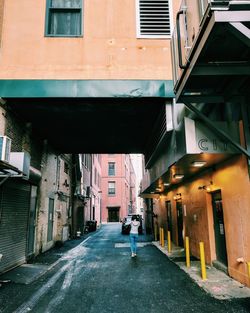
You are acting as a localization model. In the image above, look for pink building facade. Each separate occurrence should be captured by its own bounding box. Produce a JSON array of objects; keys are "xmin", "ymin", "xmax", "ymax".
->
[
  {"xmin": 101, "ymin": 154, "xmax": 136, "ymax": 222},
  {"xmin": 90, "ymin": 154, "xmax": 102, "ymax": 226}
]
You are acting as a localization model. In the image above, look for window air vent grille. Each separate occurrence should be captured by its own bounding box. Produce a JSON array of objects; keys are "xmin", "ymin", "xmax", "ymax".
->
[{"xmin": 137, "ymin": 0, "xmax": 171, "ymax": 38}]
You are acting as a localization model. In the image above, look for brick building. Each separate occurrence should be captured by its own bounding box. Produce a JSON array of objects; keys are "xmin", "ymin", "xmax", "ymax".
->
[
  {"xmin": 101, "ymin": 154, "xmax": 136, "ymax": 223},
  {"xmin": 0, "ymin": 103, "xmax": 73, "ymax": 272}
]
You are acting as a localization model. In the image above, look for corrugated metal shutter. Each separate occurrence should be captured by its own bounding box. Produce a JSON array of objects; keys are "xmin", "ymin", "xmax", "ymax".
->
[
  {"xmin": 0, "ymin": 179, "xmax": 31, "ymax": 273},
  {"xmin": 137, "ymin": 0, "xmax": 171, "ymax": 37}
]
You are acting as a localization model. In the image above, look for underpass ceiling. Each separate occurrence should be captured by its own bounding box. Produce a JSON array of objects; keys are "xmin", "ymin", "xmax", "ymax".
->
[{"xmin": 6, "ymin": 97, "xmax": 166, "ymax": 154}]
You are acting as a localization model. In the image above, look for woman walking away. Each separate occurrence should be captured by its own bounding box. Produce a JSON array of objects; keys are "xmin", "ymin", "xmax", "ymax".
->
[{"xmin": 130, "ymin": 215, "xmax": 140, "ymax": 257}]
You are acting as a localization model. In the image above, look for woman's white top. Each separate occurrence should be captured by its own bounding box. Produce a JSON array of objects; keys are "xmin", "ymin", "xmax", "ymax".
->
[{"xmin": 130, "ymin": 220, "xmax": 140, "ymax": 234}]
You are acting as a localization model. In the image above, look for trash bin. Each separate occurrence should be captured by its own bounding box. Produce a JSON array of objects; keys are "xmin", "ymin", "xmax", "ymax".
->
[{"xmin": 86, "ymin": 220, "xmax": 97, "ymax": 232}]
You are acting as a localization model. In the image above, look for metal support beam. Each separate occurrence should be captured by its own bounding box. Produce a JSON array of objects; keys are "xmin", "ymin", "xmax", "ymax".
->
[
  {"xmin": 227, "ymin": 22, "xmax": 250, "ymax": 47},
  {"xmin": 241, "ymin": 98, "xmax": 250, "ymax": 176},
  {"xmin": 0, "ymin": 173, "xmax": 12, "ymax": 186},
  {"xmin": 181, "ymin": 95, "xmax": 224, "ymax": 103},
  {"xmin": 192, "ymin": 64, "xmax": 250, "ymax": 76},
  {"xmin": 180, "ymin": 100, "xmax": 250, "ymax": 158}
]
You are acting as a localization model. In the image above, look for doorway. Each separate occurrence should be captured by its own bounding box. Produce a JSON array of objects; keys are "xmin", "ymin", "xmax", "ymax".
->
[
  {"xmin": 76, "ymin": 206, "xmax": 84, "ymax": 234},
  {"xmin": 212, "ymin": 190, "xmax": 228, "ymax": 266},
  {"xmin": 108, "ymin": 207, "xmax": 119, "ymax": 222},
  {"xmin": 176, "ymin": 200, "xmax": 183, "ymax": 247},
  {"xmin": 166, "ymin": 201, "xmax": 172, "ymax": 235},
  {"xmin": 47, "ymin": 198, "xmax": 54, "ymax": 242},
  {"xmin": 27, "ymin": 186, "xmax": 38, "ymax": 257}
]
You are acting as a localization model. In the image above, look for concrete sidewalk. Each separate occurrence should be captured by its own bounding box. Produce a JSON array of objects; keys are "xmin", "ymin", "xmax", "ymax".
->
[
  {"xmin": 0, "ymin": 234, "xmax": 92, "ymax": 285},
  {"xmin": 152, "ymin": 241, "xmax": 250, "ymax": 300}
]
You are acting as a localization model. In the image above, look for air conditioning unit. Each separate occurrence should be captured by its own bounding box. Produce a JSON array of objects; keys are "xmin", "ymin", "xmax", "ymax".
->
[
  {"xmin": 9, "ymin": 152, "xmax": 31, "ymax": 179},
  {"xmin": 0, "ymin": 136, "xmax": 11, "ymax": 163}
]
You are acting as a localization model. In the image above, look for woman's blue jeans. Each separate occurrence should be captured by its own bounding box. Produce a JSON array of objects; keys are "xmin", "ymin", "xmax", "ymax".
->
[{"xmin": 130, "ymin": 233, "xmax": 138, "ymax": 254}]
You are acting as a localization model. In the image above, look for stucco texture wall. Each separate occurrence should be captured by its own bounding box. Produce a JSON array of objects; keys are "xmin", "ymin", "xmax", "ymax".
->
[
  {"xmin": 0, "ymin": 0, "xmax": 174, "ymax": 80},
  {"xmin": 156, "ymin": 155, "xmax": 250, "ymax": 287}
]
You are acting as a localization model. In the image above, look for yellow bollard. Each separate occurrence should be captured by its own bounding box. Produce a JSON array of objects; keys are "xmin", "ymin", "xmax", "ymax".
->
[
  {"xmin": 161, "ymin": 228, "xmax": 165, "ymax": 247},
  {"xmin": 199, "ymin": 242, "xmax": 207, "ymax": 280},
  {"xmin": 167, "ymin": 231, "xmax": 172, "ymax": 253},
  {"xmin": 185, "ymin": 236, "xmax": 190, "ymax": 268},
  {"xmin": 247, "ymin": 262, "xmax": 250, "ymax": 278}
]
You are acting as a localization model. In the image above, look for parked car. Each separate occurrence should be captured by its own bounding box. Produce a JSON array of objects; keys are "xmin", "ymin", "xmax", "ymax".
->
[{"xmin": 121, "ymin": 214, "xmax": 143, "ymax": 234}]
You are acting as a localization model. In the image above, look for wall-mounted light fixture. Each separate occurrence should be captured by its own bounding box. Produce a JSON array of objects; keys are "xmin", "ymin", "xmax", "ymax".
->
[
  {"xmin": 174, "ymin": 193, "xmax": 182, "ymax": 200},
  {"xmin": 164, "ymin": 183, "xmax": 170, "ymax": 187},
  {"xmin": 198, "ymin": 181, "xmax": 213, "ymax": 192},
  {"xmin": 174, "ymin": 174, "xmax": 184, "ymax": 179},
  {"xmin": 192, "ymin": 161, "xmax": 206, "ymax": 167}
]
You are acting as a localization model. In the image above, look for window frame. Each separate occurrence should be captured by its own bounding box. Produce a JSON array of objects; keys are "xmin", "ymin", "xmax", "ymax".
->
[
  {"xmin": 135, "ymin": 0, "xmax": 173, "ymax": 39},
  {"xmin": 108, "ymin": 162, "xmax": 116, "ymax": 176},
  {"xmin": 45, "ymin": 0, "xmax": 83, "ymax": 37},
  {"xmin": 108, "ymin": 181, "xmax": 116, "ymax": 196}
]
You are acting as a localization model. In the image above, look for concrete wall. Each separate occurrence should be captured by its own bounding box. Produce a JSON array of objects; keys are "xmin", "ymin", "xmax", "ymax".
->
[
  {"xmin": 0, "ymin": 0, "xmax": 178, "ymax": 80},
  {"xmin": 37, "ymin": 151, "xmax": 72, "ymax": 253},
  {"xmin": 0, "ymin": 0, "xmax": 4, "ymax": 47}
]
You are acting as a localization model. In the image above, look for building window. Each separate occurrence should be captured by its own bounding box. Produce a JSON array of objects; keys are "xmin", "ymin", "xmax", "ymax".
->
[
  {"xmin": 64, "ymin": 161, "xmax": 69, "ymax": 174},
  {"xmin": 136, "ymin": 0, "xmax": 172, "ymax": 38},
  {"xmin": 46, "ymin": 0, "xmax": 82, "ymax": 37},
  {"xmin": 108, "ymin": 182, "xmax": 116, "ymax": 195},
  {"xmin": 108, "ymin": 162, "xmax": 115, "ymax": 176}
]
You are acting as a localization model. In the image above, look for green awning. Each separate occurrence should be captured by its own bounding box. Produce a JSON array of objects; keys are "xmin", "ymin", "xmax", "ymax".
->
[{"xmin": 0, "ymin": 79, "xmax": 174, "ymax": 98}]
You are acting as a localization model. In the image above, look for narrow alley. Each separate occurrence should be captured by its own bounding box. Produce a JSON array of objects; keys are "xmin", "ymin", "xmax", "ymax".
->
[{"xmin": 0, "ymin": 224, "xmax": 249, "ymax": 313}]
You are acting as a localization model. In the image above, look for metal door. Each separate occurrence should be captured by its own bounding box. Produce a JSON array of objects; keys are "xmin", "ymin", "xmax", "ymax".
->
[
  {"xmin": 108, "ymin": 207, "xmax": 119, "ymax": 222},
  {"xmin": 212, "ymin": 191, "xmax": 228, "ymax": 265},
  {"xmin": 0, "ymin": 179, "xmax": 30, "ymax": 273},
  {"xmin": 47, "ymin": 198, "xmax": 54, "ymax": 242},
  {"xmin": 76, "ymin": 206, "xmax": 84, "ymax": 234},
  {"xmin": 176, "ymin": 200, "xmax": 184, "ymax": 247},
  {"xmin": 27, "ymin": 186, "xmax": 38, "ymax": 256},
  {"xmin": 166, "ymin": 201, "xmax": 172, "ymax": 235}
]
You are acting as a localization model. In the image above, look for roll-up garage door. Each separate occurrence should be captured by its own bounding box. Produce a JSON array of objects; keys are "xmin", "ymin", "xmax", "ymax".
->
[{"xmin": 0, "ymin": 179, "xmax": 31, "ymax": 273}]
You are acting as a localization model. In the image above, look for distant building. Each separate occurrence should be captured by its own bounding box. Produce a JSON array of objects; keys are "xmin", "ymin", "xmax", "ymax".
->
[
  {"xmin": 90, "ymin": 154, "xmax": 102, "ymax": 226},
  {"xmin": 130, "ymin": 154, "xmax": 144, "ymax": 214},
  {"xmin": 101, "ymin": 154, "xmax": 136, "ymax": 222}
]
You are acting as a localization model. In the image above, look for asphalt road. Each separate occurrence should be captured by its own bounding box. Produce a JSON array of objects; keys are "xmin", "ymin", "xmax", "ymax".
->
[{"xmin": 1, "ymin": 223, "xmax": 250, "ymax": 313}]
